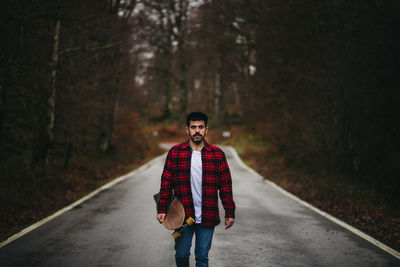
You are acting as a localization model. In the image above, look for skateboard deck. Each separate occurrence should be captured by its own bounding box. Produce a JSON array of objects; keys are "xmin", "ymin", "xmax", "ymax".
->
[{"xmin": 153, "ymin": 193, "xmax": 195, "ymax": 239}]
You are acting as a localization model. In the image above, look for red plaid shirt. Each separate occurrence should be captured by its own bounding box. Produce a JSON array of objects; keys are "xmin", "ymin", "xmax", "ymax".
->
[{"xmin": 158, "ymin": 140, "xmax": 235, "ymax": 226}]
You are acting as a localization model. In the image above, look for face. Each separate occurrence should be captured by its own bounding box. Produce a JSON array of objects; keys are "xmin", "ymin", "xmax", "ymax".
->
[{"xmin": 186, "ymin": 120, "xmax": 208, "ymax": 145}]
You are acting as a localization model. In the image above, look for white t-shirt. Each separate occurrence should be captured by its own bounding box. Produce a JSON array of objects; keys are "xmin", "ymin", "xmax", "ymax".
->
[{"xmin": 190, "ymin": 151, "xmax": 203, "ymax": 223}]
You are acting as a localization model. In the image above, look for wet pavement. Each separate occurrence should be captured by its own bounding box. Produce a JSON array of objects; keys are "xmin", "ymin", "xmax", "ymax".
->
[{"xmin": 0, "ymin": 145, "xmax": 399, "ymax": 266}]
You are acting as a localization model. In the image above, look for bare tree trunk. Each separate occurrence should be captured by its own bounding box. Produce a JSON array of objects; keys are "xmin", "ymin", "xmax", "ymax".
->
[
  {"xmin": 214, "ymin": 72, "xmax": 220, "ymax": 122},
  {"xmin": 0, "ymin": 82, "xmax": 5, "ymax": 140},
  {"xmin": 46, "ymin": 19, "xmax": 61, "ymax": 164},
  {"xmin": 163, "ymin": 68, "xmax": 172, "ymax": 119},
  {"xmin": 179, "ymin": 73, "xmax": 188, "ymax": 114},
  {"xmin": 0, "ymin": 64, "xmax": 10, "ymax": 141},
  {"xmin": 176, "ymin": 0, "xmax": 189, "ymax": 114},
  {"xmin": 107, "ymin": 52, "xmax": 121, "ymax": 152}
]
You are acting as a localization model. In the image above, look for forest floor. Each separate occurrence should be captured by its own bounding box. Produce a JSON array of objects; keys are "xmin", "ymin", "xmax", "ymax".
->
[{"xmin": 150, "ymin": 124, "xmax": 400, "ymax": 252}]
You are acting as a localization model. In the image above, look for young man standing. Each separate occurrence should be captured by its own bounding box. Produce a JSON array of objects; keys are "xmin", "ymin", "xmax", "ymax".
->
[{"xmin": 156, "ymin": 112, "xmax": 236, "ymax": 267}]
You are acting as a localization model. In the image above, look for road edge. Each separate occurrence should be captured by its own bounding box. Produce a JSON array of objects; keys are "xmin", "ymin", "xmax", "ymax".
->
[
  {"xmin": 0, "ymin": 153, "xmax": 167, "ymax": 249},
  {"xmin": 226, "ymin": 146, "xmax": 400, "ymax": 260}
]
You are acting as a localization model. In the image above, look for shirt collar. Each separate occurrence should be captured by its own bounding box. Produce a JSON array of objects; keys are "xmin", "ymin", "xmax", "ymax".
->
[{"xmin": 183, "ymin": 139, "xmax": 211, "ymax": 152}]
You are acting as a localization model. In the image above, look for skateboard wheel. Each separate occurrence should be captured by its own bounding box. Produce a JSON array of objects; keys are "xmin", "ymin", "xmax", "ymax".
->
[
  {"xmin": 172, "ymin": 231, "xmax": 181, "ymax": 239},
  {"xmin": 186, "ymin": 217, "xmax": 195, "ymax": 225}
]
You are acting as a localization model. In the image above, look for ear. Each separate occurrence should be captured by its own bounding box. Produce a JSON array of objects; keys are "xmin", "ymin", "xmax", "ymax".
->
[
  {"xmin": 205, "ymin": 127, "xmax": 208, "ymax": 136},
  {"xmin": 186, "ymin": 126, "xmax": 189, "ymax": 135}
]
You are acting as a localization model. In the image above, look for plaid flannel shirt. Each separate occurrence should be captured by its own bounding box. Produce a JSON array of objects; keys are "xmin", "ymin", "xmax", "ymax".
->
[{"xmin": 158, "ymin": 140, "xmax": 235, "ymax": 227}]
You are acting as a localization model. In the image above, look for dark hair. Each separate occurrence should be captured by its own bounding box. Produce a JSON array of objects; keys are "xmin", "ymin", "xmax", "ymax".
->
[{"xmin": 186, "ymin": 112, "xmax": 208, "ymax": 127}]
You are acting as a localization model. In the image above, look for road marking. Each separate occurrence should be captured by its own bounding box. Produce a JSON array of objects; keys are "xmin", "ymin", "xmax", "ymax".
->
[
  {"xmin": 0, "ymin": 153, "xmax": 167, "ymax": 249},
  {"xmin": 226, "ymin": 146, "xmax": 400, "ymax": 260},
  {"xmin": 3, "ymin": 145, "xmax": 399, "ymax": 260}
]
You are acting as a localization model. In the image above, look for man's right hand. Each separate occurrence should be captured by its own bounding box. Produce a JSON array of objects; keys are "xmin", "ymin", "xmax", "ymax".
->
[{"xmin": 157, "ymin": 213, "xmax": 166, "ymax": 223}]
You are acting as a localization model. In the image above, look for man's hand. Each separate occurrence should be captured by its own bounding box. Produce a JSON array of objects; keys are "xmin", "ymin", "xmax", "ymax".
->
[
  {"xmin": 225, "ymin": 218, "xmax": 235, "ymax": 229},
  {"xmin": 157, "ymin": 213, "xmax": 166, "ymax": 223}
]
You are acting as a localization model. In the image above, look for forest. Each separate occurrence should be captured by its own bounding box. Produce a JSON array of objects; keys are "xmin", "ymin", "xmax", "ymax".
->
[{"xmin": 1, "ymin": 0, "xmax": 399, "ymax": 250}]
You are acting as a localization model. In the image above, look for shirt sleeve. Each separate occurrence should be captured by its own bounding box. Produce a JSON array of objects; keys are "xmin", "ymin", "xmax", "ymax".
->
[
  {"xmin": 158, "ymin": 149, "xmax": 174, "ymax": 214},
  {"xmin": 218, "ymin": 151, "xmax": 236, "ymax": 218}
]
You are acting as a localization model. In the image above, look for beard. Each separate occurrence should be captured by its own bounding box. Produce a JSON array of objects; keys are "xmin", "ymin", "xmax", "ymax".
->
[{"xmin": 190, "ymin": 133, "xmax": 204, "ymax": 144}]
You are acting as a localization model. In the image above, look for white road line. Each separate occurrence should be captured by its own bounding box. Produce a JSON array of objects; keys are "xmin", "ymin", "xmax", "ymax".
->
[
  {"xmin": 0, "ymin": 153, "xmax": 167, "ymax": 249},
  {"xmin": 226, "ymin": 146, "xmax": 400, "ymax": 260},
  {"xmin": 3, "ymin": 145, "xmax": 399, "ymax": 260}
]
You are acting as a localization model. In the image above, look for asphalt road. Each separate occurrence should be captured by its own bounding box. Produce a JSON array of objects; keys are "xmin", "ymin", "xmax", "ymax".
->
[{"xmin": 1, "ymin": 145, "xmax": 399, "ymax": 267}]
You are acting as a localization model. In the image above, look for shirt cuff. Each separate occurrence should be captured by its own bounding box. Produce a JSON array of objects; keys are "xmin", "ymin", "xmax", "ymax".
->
[
  {"xmin": 225, "ymin": 209, "xmax": 235, "ymax": 218},
  {"xmin": 158, "ymin": 206, "xmax": 167, "ymax": 214}
]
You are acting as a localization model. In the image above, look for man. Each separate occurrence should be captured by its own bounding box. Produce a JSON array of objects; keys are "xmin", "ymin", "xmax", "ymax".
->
[{"xmin": 157, "ymin": 112, "xmax": 236, "ymax": 267}]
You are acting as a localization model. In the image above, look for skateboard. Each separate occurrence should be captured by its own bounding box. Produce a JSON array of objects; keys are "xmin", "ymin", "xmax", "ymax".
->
[{"xmin": 153, "ymin": 193, "xmax": 195, "ymax": 239}]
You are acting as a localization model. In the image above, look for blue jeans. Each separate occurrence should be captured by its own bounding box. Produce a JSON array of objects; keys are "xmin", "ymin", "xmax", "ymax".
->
[{"xmin": 174, "ymin": 224, "xmax": 215, "ymax": 267}]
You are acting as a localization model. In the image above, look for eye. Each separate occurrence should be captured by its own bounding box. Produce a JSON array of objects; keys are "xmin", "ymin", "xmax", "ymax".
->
[{"xmin": 198, "ymin": 125, "xmax": 204, "ymax": 129}]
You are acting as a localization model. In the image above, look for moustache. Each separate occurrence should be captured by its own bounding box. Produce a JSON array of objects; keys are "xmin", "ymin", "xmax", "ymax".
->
[{"xmin": 193, "ymin": 133, "xmax": 202, "ymax": 137}]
